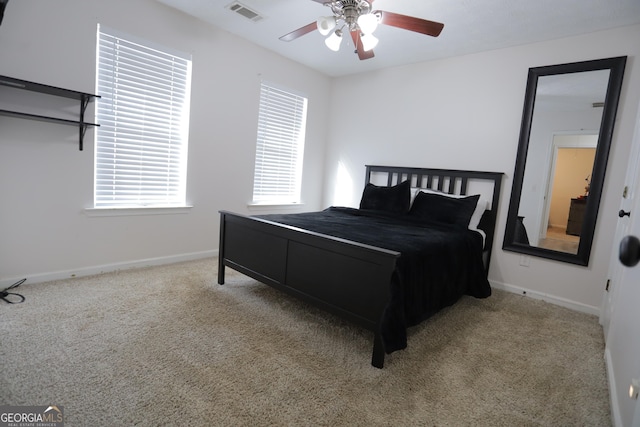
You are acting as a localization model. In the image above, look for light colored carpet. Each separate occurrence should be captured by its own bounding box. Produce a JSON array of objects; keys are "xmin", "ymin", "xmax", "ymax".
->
[{"xmin": 0, "ymin": 258, "xmax": 610, "ymax": 426}]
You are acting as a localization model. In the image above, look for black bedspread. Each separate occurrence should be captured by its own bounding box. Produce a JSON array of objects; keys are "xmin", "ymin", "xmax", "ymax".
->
[{"xmin": 257, "ymin": 207, "xmax": 491, "ymax": 353}]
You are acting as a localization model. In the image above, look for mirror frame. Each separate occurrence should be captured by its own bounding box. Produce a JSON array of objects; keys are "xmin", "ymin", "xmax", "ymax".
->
[{"xmin": 503, "ymin": 56, "xmax": 627, "ymax": 266}]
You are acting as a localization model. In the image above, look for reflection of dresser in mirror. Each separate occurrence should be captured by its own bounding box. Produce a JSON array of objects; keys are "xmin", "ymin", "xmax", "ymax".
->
[{"xmin": 566, "ymin": 198, "xmax": 587, "ymax": 236}]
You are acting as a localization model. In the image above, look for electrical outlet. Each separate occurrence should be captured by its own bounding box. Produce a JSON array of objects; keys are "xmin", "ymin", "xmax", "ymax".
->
[{"xmin": 519, "ymin": 255, "xmax": 530, "ymax": 267}]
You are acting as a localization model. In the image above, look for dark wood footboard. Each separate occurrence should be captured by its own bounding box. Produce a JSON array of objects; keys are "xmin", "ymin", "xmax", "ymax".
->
[{"xmin": 218, "ymin": 210, "xmax": 401, "ymax": 368}]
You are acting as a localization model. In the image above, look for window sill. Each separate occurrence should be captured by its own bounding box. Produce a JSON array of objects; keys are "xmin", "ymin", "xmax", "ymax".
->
[
  {"xmin": 247, "ymin": 203, "xmax": 305, "ymax": 213},
  {"xmin": 84, "ymin": 206, "xmax": 193, "ymax": 217}
]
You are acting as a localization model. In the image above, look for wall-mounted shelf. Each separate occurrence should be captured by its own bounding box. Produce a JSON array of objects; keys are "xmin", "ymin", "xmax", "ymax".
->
[{"xmin": 0, "ymin": 75, "xmax": 100, "ymax": 151}]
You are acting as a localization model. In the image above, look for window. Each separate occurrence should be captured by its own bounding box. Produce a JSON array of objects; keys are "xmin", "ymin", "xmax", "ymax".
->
[
  {"xmin": 252, "ymin": 83, "xmax": 308, "ymax": 205},
  {"xmin": 94, "ymin": 26, "xmax": 192, "ymax": 208}
]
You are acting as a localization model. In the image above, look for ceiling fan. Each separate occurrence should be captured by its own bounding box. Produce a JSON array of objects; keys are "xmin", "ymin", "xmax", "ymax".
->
[{"xmin": 279, "ymin": 0, "xmax": 444, "ymax": 60}]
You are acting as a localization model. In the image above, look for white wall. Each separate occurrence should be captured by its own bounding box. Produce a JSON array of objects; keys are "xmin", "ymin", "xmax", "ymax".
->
[
  {"xmin": 0, "ymin": 0, "xmax": 331, "ymax": 284},
  {"xmin": 323, "ymin": 25, "xmax": 640, "ymax": 314}
]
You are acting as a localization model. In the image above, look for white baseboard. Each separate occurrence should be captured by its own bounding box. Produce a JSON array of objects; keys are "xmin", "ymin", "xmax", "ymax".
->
[
  {"xmin": 605, "ymin": 347, "xmax": 623, "ymax": 427},
  {"xmin": 1, "ymin": 250, "xmax": 218, "ymax": 288},
  {"xmin": 489, "ymin": 279, "xmax": 600, "ymax": 316}
]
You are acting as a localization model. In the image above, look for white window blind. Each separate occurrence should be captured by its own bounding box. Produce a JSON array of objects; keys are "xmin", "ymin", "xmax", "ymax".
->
[
  {"xmin": 252, "ymin": 83, "xmax": 308, "ymax": 204},
  {"xmin": 95, "ymin": 27, "xmax": 192, "ymax": 208}
]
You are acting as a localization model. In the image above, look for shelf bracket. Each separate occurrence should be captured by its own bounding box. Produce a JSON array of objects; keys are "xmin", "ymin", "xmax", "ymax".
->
[{"xmin": 79, "ymin": 95, "xmax": 91, "ymax": 151}]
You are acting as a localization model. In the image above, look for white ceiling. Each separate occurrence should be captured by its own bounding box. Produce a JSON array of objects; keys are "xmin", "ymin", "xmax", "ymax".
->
[{"xmin": 156, "ymin": 0, "xmax": 640, "ymax": 77}]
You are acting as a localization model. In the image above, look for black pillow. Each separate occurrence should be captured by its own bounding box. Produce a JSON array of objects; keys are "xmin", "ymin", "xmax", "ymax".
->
[
  {"xmin": 409, "ymin": 191, "xmax": 480, "ymax": 227},
  {"xmin": 359, "ymin": 180, "xmax": 411, "ymax": 214}
]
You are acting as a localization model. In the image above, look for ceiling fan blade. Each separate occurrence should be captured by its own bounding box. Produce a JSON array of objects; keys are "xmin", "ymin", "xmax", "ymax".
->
[
  {"xmin": 350, "ymin": 30, "xmax": 375, "ymax": 60},
  {"xmin": 377, "ymin": 11, "xmax": 444, "ymax": 37},
  {"xmin": 279, "ymin": 22, "xmax": 318, "ymax": 42}
]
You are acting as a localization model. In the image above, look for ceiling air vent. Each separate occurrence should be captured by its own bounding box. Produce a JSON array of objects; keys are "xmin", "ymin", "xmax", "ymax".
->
[{"xmin": 226, "ymin": 2, "xmax": 264, "ymax": 22}]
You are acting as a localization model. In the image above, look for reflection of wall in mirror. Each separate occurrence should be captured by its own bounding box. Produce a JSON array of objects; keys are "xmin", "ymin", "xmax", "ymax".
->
[{"xmin": 549, "ymin": 146, "xmax": 596, "ymax": 228}]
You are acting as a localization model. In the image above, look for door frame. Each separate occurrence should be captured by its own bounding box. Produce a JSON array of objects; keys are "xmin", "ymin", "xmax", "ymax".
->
[{"xmin": 539, "ymin": 132, "xmax": 598, "ymax": 240}]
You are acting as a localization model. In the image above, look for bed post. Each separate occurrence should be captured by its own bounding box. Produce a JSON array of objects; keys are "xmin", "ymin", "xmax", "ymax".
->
[
  {"xmin": 218, "ymin": 211, "xmax": 226, "ymax": 285},
  {"xmin": 372, "ymin": 328, "xmax": 385, "ymax": 369}
]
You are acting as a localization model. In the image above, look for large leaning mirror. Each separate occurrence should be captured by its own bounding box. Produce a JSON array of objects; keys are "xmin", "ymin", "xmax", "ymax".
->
[{"xmin": 503, "ymin": 56, "xmax": 627, "ymax": 265}]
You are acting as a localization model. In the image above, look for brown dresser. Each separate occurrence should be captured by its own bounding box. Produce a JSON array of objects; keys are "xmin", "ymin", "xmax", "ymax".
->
[{"xmin": 566, "ymin": 198, "xmax": 587, "ymax": 236}]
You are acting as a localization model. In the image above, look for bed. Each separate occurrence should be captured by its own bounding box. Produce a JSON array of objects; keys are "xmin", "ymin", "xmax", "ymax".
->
[{"xmin": 218, "ymin": 165, "xmax": 503, "ymax": 368}]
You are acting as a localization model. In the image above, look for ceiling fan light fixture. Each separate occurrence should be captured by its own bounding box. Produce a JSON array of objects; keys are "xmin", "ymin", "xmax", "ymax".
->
[
  {"xmin": 317, "ymin": 16, "xmax": 336, "ymax": 36},
  {"xmin": 360, "ymin": 33, "xmax": 378, "ymax": 51},
  {"xmin": 357, "ymin": 13, "xmax": 378, "ymax": 34},
  {"xmin": 325, "ymin": 30, "xmax": 342, "ymax": 52},
  {"xmin": 279, "ymin": 1, "xmax": 445, "ymax": 61}
]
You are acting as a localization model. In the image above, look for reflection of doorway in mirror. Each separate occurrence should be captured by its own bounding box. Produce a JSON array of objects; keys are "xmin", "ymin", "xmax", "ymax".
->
[{"xmin": 539, "ymin": 134, "xmax": 597, "ymax": 253}]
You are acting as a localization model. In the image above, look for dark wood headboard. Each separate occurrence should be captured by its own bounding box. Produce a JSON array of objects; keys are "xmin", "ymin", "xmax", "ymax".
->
[{"xmin": 364, "ymin": 165, "xmax": 504, "ymax": 271}]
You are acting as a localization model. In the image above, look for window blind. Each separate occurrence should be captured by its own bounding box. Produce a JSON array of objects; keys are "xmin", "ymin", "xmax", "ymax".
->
[
  {"xmin": 252, "ymin": 83, "xmax": 308, "ymax": 204},
  {"xmin": 95, "ymin": 28, "xmax": 191, "ymax": 208}
]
